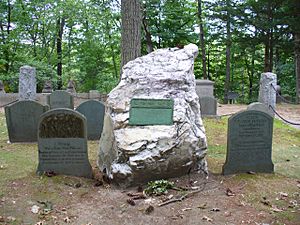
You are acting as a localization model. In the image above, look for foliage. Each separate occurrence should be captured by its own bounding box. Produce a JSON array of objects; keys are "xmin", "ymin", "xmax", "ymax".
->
[
  {"xmin": 0, "ymin": 0, "xmax": 297, "ymax": 100},
  {"xmin": 144, "ymin": 179, "xmax": 174, "ymax": 196}
]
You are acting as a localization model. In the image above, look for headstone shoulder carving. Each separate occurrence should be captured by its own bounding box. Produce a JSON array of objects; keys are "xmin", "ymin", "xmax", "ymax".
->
[
  {"xmin": 222, "ymin": 110, "xmax": 274, "ymax": 175},
  {"xmin": 5, "ymin": 100, "xmax": 49, "ymax": 142},
  {"xmin": 19, "ymin": 65, "xmax": 36, "ymax": 100},
  {"xmin": 37, "ymin": 108, "xmax": 92, "ymax": 178},
  {"xmin": 75, "ymin": 100, "xmax": 105, "ymax": 140},
  {"xmin": 47, "ymin": 90, "xmax": 74, "ymax": 109}
]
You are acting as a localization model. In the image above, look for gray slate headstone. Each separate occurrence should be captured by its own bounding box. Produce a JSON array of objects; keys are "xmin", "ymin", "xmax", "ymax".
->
[
  {"xmin": 223, "ymin": 110, "xmax": 274, "ymax": 175},
  {"xmin": 247, "ymin": 102, "xmax": 274, "ymax": 117},
  {"xmin": 37, "ymin": 109, "xmax": 93, "ymax": 178},
  {"xmin": 199, "ymin": 96, "xmax": 217, "ymax": 116},
  {"xmin": 5, "ymin": 100, "xmax": 49, "ymax": 142},
  {"xmin": 19, "ymin": 65, "xmax": 36, "ymax": 100},
  {"xmin": 47, "ymin": 90, "xmax": 74, "ymax": 109},
  {"xmin": 75, "ymin": 100, "xmax": 105, "ymax": 140}
]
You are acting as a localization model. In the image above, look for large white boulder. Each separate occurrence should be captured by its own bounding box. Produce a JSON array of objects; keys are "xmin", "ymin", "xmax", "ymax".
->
[{"xmin": 98, "ymin": 44, "xmax": 208, "ymax": 186}]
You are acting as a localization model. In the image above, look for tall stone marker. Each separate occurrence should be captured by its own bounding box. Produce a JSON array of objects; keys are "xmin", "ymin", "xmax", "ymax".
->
[
  {"xmin": 47, "ymin": 90, "xmax": 74, "ymax": 109},
  {"xmin": 5, "ymin": 100, "xmax": 49, "ymax": 142},
  {"xmin": 19, "ymin": 65, "xmax": 36, "ymax": 100},
  {"xmin": 98, "ymin": 44, "xmax": 208, "ymax": 187},
  {"xmin": 223, "ymin": 110, "xmax": 274, "ymax": 175},
  {"xmin": 258, "ymin": 72, "xmax": 277, "ymax": 116},
  {"xmin": 37, "ymin": 109, "xmax": 93, "ymax": 178},
  {"xmin": 199, "ymin": 96, "xmax": 217, "ymax": 117},
  {"xmin": 76, "ymin": 100, "xmax": 105, "ymax": 140}
]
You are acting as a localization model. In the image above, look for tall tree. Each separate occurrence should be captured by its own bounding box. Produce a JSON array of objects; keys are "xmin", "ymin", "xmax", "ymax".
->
[
  {"xmin": 121, "ymin": 0, "xmax": 141, "ymax": 70},
  {"xmin": 197, "ymin": 0, "xmax": 207, "ymax": 79},
  {"xmin": 224, "ymin": 0, "xmax": 232, "ymax": 103}
]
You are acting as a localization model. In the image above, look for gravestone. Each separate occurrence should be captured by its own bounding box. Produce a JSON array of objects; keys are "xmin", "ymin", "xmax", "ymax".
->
[
  {"xmin": 195, "ymin": 79, "xmax": 214, "ymax": 98},
  {"xmin": 19, "ymin": 65, "xmax": 36, "ymax": 100},
  {"xmin": 0, "ymin": 80, "xmax": 5, "ymax": 93},
  {"xmin": 129, "ymin": 98, "xmax": 174, "ymax": 125},
  {"xmin": 247, "ymin": 102, "xmax": 274, "ymax": 117},
  {"xmin": 37, "ymin": 109, "xmax": 93, "ymax": 178},
  {"xmin": 223, "ymin": 110, "xmax": 274, "ymax": 175},
  {"xmin": 258, "ymin": 72, "xmax": 277, "ymax": 111},
  {"xmin": 42, "ymin": 80, "xmax": 53, "ymax": 93},
  {"xmin": 5, "ymin": 100, "xmax": 49, "ymax": 142},
  {"xmin": 47, "ymin": 90, "xmax": 74, "ymax": 109},
  {"xmin": 66, "ymin": 80, "xmax": 76, "ymax": 93},
  {"xmin": 89, "ymin": 90, "xmax": 100, "ymax": 99},
  {"xmin": 76, "ymin": 100, "xmax": 105, "ymax": 140},
  {"xmin": 199, "ymin": 96, "xmax": 217, "ymax": 116}
]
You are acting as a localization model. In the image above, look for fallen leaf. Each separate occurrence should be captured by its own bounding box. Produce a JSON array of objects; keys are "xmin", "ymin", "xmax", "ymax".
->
[
  {"xmin": 202, "ymin": 215, "xmax": 213, "ymax": 222},
  {"xmin": 197, "ymin": 202, "xmax": 207, "ymax": 209},
  {"xmin": 261, "ymin": 197, "xmax": 271, "ymax": 206},
  {"xmin": 226, "ymin": 188, "xmax": 235, "ymax": 197},
  {"xmin": 6, "ymin": 216, "xmax": 16, "ymax": 222},
  {"xmin": 224, "ymin": 211, "xmax": 232, "ymax": 217},
  {"xmin": 279, "ymin": 192, "xmax": 288, "ymax": 198},
  {"xmin": 31, "ymin": 205, "xmax": 40, "ymax": 214},
  {"xmin": 64, "ymin": 216, "xmax": 71, "ymax": 223},
  {"xmin": 271, "ymin": 206, "xmax": 283, "ymax": 212},
  {"xmin": 0, "ymin": 216, "xmax": 5, "ymax": 222},
  {"xmin": 144, "ymin": 205, "xmax": 154, "ymax": 214},
  {"xmin": 126, "ymin": 198, "xmax": 135, "ymax": 206},
  {"xmin": 181, "ymin": 208, "xmax": 192, "ymax": 211},
  {"xmin": 210, "ymin": 208, "xmax": 220, "ymax": 212},
  {"xmin": 247, "ymin": 171, "xmax": 256, "ymax": 175},
  {"xmin": 34, "ymin": 221, "xmax": 44, "ymax": 225}
]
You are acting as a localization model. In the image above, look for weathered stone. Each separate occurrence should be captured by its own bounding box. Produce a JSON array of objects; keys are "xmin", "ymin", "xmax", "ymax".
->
[
  {"xmin": 247, "ymin": 102, "xmax": 274, "ymax": 118},
  {"xmin": 66, "ymin": 80, "xmax": 76, "ymax": 93},
  {"xmin": 0, "ymin": 81, "xmax": 5, "ymax": 93},
  {"xmin": 75, "ymin": 100, "xmax": 105, "ymax": 140},
  {"xmin": 129, "ymin": 98, "xmax": 174, "ymax": 125},
  {"xmin": 37, "ymin": 109, "xmax": 92, "ymax": 178},
  {"xmin": 5, "ymin": 100, "xmax": 49, "ymax": 142},
  {"xmin": 199, "ymin": 96, "xmax": 217, "ymax": 116},
  {"xmin": 19, "ymin": 66, "xmax": 36, "ymax": 100},
  {"xmin": 98, "ymin": 44, "xmax": 208, "ymax": 186},
  {"xmin": 47, "ymin": 90, "xmax": 74, "ymax": 109},
  {"xmin": 89, "ymin": 90, "xmax": 100, "ymax": 99},
  {"xmin": 195, "ymin": 79, "xmax": 214, "ymax": 98},
  {"xmin": 42, "ymin": 80, "xmax": 53, "ymax": 93},
  {"xmin": 222, "ymin": 110, "xmax": 274, "ymax": 175},
  {"xmin": 258, "ymin": 72, "xmax": 277, "ymax": 116}
]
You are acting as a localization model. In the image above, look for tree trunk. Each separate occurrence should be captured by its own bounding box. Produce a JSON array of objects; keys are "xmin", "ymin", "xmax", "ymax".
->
[
  {"xmin": 142, "ymin": 15, "xmax": 153, "ymax": 53},
  {"xmin": 264, "ymin": 32, "xmax": 270, "ymax": 72},
  {"xmin": 224, "ymin": 0, "xmax": 231, "ymax": 104},
  {"xmin": 197, "ymin": 0, "xmax": 207, "ymax": 79},
  {"xmin": 56, "ymin": 17, "xmax": 65, "ymax": 89},
  {"xmin": 121, "ymin": 0, "xmax": 141, "ymax": 71},
  {"xmin": 295, "ymin": 32, "xmax": 300, "ymax": 103}
]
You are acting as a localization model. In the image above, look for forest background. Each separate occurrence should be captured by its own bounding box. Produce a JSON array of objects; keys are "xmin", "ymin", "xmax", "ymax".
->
[{"xmin": 0, "ymin": 0, "xmax": 299, "ymax": 103}]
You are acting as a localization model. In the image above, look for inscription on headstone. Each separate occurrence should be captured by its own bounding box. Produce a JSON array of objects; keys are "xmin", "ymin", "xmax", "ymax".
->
[
  {"xmin": 5, "ymin": 100, "xmax": 49, "ymax": 142},
  {"xmin": 37, "ymin": 109, "xmax": 92, "ymax": 178},
  {"xmin": 222, "ymin": 110, "xmax": 274, "ymax": 175},
  {"xmin": 47, "ymin": 90, "xmax": 74, "ymax": 109},
  {"xmin": 19, "ymin": 65, "xmax": 36, "ymax": 100},
  {"xmin": 129, "ymin": 98, "xmax": 174, "ymax": 125},
  {"xmin": 76, "ymin": 100, "xmax": 105, "ymax": 140}
]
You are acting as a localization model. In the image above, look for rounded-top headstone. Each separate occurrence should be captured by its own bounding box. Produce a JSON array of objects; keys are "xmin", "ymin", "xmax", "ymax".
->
[
  {"xmin": 247, "ymin": 102, "xmax": 274, "ymax": 117},
  {"xmin": 37, "ymin": 108, "xmax": 93, "ymax": 178}
]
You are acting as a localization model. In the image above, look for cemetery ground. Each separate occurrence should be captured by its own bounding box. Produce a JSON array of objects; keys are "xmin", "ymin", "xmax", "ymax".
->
[{"xmin": 0, "ymin": 104, "xmax": 299, "ymax": 225}]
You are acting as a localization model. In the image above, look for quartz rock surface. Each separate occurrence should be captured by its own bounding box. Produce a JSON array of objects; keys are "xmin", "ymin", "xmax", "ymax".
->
[{"xmin": 98, "ymin": 44, "xmax": 208, "ymax": 186}]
